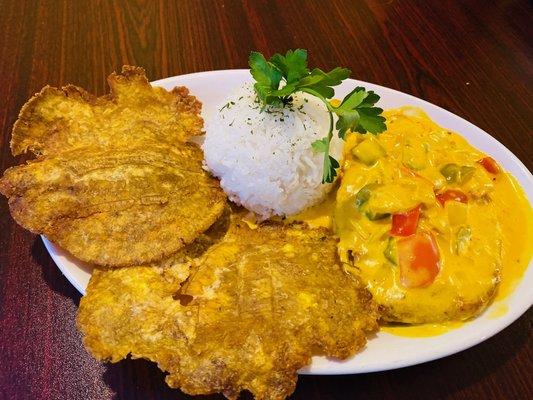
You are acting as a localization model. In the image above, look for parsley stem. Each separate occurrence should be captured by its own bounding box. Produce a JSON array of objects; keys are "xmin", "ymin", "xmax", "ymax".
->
[
  {"xmin": 322, "ymin": 110, "xmax": 334, "ymax": 183},
  {"xmin": 300, "ymin": 88, "xmax": 338, "ymax": 183}
]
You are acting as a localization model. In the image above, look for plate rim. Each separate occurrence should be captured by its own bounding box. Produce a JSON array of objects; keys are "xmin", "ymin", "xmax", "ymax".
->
[{"xmin": 43, "ymin": 68, "xmax": 533, "ymax": 375}]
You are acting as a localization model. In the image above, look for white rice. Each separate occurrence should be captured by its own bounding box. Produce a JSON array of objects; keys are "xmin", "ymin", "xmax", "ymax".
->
[{"xmin": 203, "ymin": 83, "xmax": 342, "ymax": 218}]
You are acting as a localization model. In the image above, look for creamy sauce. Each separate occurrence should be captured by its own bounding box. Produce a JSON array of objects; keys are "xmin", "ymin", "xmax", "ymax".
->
[
  {"xmin": 488, "ymin": 303, "xmax": 509, "ymax": 319},
  {"xmin": 382, "ymin": 171, "xmax": 531, "ymax": 336},
  {"xmin": 292, "ymin": 106, "xmax": 532, "ymax": 337},
  {"xmin": 381, "ymin": 321, "xmax": 463, "ymax": 337},
  {"xmin": 492, "ymin": 174, "xmax": 533, "ymax": 300},
  {"xmin": 288, "ymin": 184, "xmax": 337, "ymax": 229}
]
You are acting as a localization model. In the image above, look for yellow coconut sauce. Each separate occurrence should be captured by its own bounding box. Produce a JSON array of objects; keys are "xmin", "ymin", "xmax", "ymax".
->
[
  {"xmin": 491, "ymin": 174, "xmax": 533, "ymax": 300},
  {"xmin": 287, "ymin": 185, "xmax": 337, "ymax": 229},
  {"xmin": 293, "ymin": 106, "xmax": 532, "ymax": 337}
]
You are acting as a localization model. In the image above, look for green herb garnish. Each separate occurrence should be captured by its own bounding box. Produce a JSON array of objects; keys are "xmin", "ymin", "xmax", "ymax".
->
[{"xmin": 249, "ymin": 49, "xmax": 386, "ymax": 183}]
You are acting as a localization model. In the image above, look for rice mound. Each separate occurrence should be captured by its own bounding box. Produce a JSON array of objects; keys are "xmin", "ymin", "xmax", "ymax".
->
[{"xmin": 203, "ymin": 83, "xmax": 342, "ymax": 218}]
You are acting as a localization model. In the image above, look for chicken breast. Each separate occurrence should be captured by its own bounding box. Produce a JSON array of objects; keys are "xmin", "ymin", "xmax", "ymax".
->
[{"xmin": 335, "ymin": 107, "xmax": 502, "ymax": 323}]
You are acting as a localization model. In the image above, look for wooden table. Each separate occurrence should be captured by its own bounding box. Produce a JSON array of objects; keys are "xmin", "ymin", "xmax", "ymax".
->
[{"xmin": 0, "ymin": 1, "xmax": 531, "ymax": 399}]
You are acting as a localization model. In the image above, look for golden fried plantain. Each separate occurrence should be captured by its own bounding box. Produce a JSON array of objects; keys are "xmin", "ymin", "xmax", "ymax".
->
[
  {"xmin": 11, "ymin": 66, "xmax": 203, "ymax": 156},
  {"xmin": 0, "ymin": 143, "xmax": 226, "ymax": 267},
  {"xmin": 78, "ymin": 210, "xmax": 230, "ymax": 357},
  {"xmin": 1, "ymin": 66, "xmax": 227, "ymax": 267},
  {"xmin": 78, "ymin": 214, "xmax": 379, "ymax": 400}
]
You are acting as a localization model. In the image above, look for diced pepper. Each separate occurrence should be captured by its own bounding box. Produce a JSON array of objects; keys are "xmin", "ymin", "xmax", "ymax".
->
[
  {"xmin": 477, "ymin": 157, "xmax": 500, "ymax": 174},
  {"xmin": 352, "ymin": 138, "xmax": 387, "ymax": 166},
  {"xmin": 391, "ymin": 205, "xmax": 421, "ymax": 236},
  {"xmin": 440, "ymin": 163, "xmax": 475, "ymax": 184},
  {"xmin": 460, "ymin": 166, "xmax": 475, "ymax": 183},
  {"xmin": 384, "ymin": 236, "xmax": 398, "ymax": 265},
  {"xmin": 456, "ymin": 226, "xmax": 472, "ymax": 255},
  {"xmin": 365, "ymin": 210, "xmax": 390, "ymax": 221},
  {"xmin": 436, "ymin": 189, "xmax": 468, "ymax": 206},
  {"xmin": 440, "ymin": 163, "xmax": 459, "ymax": 182},
  {"xmin": 355, "ymin": 184, "xmax": 375, "ymax": 208},
  {"xmin": 397, "ymin": 232, "xmax": 440, "ymax": 288},
  {"xmin": 354, "ymin": 183, "xmax": 390, "ymax": 220}
]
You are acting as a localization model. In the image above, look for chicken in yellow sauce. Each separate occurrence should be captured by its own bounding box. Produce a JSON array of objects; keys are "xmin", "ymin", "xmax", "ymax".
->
[{"xmin": 334, "ymin": 107, "xmax": 532, "ymax": 324}]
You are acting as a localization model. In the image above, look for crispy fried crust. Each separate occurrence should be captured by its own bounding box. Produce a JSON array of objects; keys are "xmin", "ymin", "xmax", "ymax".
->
[
  {"xmin": 78, "ymin": 215, "xmax": 379, "ymax": 400},
  {"xmin": 0, "ymin": 143, "xmax": 226, "ymax": 267},
  {"xmin": 11, "ymin": 66, "xmax": 203, "ymax": 156},
  {"xmin": 1, "ymin": 66, "xmax": 226, "ymax": 266}
]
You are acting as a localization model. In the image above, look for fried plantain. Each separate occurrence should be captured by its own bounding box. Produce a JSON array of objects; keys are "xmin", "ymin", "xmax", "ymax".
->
[
  {"xmin": 0, "ymin": 143, "xmax": 226, "ymax": 267},
  {"xmin": 78, "ymin": 214, "xmax": 379, "ymax": 400},
  {"xmin": 11, "ymin": 66, "xmax": 203, "ymax": 156},
  {"xmin": 1, "ymin": 66, "xmax": 226, "ymax": 267}
]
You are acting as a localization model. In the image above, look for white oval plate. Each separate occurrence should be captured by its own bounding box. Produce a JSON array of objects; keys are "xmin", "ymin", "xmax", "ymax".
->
[{"xmin": 42, "ymin": 69, "xmax": 533, "ymax": 375}]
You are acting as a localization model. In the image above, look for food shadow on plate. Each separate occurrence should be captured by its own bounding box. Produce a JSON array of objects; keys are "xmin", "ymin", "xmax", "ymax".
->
[
  {"xmin": 293, "ymin": 309, "xmax": 531, "ymax": 399},
  {"xmin": 103, "ymin": 358, "xmax": 241, "ymax": 400},
  {"xmin": 31, "ymin": 238, "xmax": 82, "ymax": 305}
]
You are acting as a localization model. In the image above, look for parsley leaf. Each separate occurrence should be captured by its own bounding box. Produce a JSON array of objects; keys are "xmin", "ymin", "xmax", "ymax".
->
[
  {"xmin": 270, "ymin": 49, "xmax": 309, "ymax": 84},
  {"xmin": 299, "ymin": 67, "xmax": 351, "ymax": 99},
  {"xmin": 358, "ymin": 107, "xmax": 387, "ymax": 133},
  {"xmin": 311, "ymin": 137, "xmax": 329, "ymax": 153},
  {"xmin": 249, "ymin": 50, "xmax": 387, "ymax": 183},
  {"xmin": 249, "ymin": 51, "xmax": 282, "ymax": 105},
  {"xmin": 332, "ymin": 87, "xmax": 386, "ymax": 138},
  {"xmin": 323, "ymin": 155, "xmax": 340, "ymax": 183}
]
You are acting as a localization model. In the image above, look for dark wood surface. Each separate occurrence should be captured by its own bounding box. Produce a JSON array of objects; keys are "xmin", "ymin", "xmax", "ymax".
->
[{"xmin": 0, "ymin": 1, "xmax": 531, "ymax": 399}]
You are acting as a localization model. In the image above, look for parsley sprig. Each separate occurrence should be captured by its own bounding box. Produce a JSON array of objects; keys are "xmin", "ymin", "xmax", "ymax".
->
[{"xmin": 249, "ymin": 49, "xmax": 386, "ymax": 183}]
